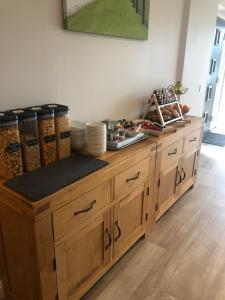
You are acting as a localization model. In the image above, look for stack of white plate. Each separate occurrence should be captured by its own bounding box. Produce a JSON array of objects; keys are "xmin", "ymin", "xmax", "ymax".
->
[
  {"xmin": 70, "ymin": 121, "xmax": 87, "ymax": 150},
  {"xmin": 87, "ymin": 122, "xmax": 107, "ymax": 156}
]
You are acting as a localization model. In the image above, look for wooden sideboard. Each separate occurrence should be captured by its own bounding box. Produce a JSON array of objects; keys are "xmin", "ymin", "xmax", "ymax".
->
[{"xmin": 0, "ymin": 116, "xmax": 203, "ymax": 300}]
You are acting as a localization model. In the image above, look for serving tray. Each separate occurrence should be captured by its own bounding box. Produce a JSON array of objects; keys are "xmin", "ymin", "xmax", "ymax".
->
[{"xmin": 107, "ymin": 133, "xmax": 146, "ymax": 150}]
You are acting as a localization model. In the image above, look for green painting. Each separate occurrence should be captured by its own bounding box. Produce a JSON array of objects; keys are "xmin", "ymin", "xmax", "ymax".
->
[{"xmin": 63, "ymin": 0, "xmax": 150, "ymax": 40}]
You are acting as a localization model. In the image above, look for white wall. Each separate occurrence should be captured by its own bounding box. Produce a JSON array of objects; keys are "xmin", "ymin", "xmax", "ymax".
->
[
  {"xmin": 181, "ymin": 0, "xmax": 219, "ymax": 116},
  {"xmin": 0, "ymin": 0, "xmax": 185, "ymax": 122}
]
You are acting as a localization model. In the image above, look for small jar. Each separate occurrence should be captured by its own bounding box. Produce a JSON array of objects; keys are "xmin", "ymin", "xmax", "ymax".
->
[
  {"xmin": 28, "ymin": 107, "xmax": 57, "ymax": 166},
  {"xmin": 119, "ymin": 131, "xmax": 126, "ymax": 141},
  {"xmin": 110, "ymin": 131, "xmax": 119, "ymax": 141},
  {"xmin": 8, "ymin": 109, "xmax": 41, "ymax": 172},
  {"xmin": 44, "ymin": 104, "xmax": 70, "ymax": 160},
  {"xmin": 0, "ymin": 112, "xmax": 23, "ymax": 179}
]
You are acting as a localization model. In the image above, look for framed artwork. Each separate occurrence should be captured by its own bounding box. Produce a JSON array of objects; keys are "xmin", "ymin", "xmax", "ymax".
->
[{"xmin": 63, "ymin": 0, "xmax": 150, "ymax": 40}]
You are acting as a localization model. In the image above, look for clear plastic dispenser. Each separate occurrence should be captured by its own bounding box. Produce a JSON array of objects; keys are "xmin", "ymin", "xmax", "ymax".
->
[
  {"xmin": 9, "ymin": 109, "xmax": 41, "ymax": 172},
  {"xmin": 28, "ymin": 106, "xmax": 57, "ymax": 166},
  {"xmin": 45, "ymin": 104, "xmax": 70, "ymax": 160},
  {"xmin": 0, "ymin": 112, "xmax": 23, "ymax": 179}
]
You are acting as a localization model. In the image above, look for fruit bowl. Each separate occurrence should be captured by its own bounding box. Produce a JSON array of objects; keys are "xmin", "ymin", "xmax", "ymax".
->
[{"xmin": 133, "ymin": 119, "xmax": 177, "ymax": 136}]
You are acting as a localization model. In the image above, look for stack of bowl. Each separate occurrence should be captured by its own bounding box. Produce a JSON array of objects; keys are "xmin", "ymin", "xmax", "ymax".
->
[
  {"xmin": 70, "ymin": 121, "xmax": 87, "ymax": 150},
  {"xmin": 87, "ymin": 122, "xmax": 107, "ymax": 156}
]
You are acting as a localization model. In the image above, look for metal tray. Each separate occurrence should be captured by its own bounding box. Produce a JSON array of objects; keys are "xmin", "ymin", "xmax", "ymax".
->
[{"xmin": 107, "ymin": 133, "xmax": 146, "ymax": 151}]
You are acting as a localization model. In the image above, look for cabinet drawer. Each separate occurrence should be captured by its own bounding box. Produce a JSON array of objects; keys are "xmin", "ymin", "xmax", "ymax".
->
[
  {"xmin": 161, "ymin": 139, "xmax": 183, "ymax": 168},
  {"xmin": 184, "ymin": 128, "xmax": 202, "ymax": 152},
  {"xmin": 53, "ymin": 181, "xmax": 110, "ymax": 240},
  {"xmin": 114, "ymin": 158, "xmax": 150, "ymax": 200}
]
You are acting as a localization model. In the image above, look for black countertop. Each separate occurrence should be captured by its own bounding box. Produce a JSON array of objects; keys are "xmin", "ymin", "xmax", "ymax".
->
[{"xmin": 5, "ymin": 154, "xmax": 109, "ymax": 202}]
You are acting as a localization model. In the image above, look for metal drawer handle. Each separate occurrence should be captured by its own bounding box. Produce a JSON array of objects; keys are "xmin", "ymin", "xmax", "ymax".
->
[
  {"xmin": 176, "ymin": 171, "xmax": 182, "ymax": 186},
  {"xmin": 105, "ymin": 229, "xmax": 112, "ymax": 250},
  {"xmin": 181, "ymin": 168, "xmax": 186, "ymax": 181},
  {"xmin": 126, "ymin": 171, "xmax": 140, "ymax": 182},
  {"xmin": 168, "ymin": 149, "xmax": 177, "ymax": 156},
  {"xmin": 114, "ymin": 221, "xmax": 122, "ymax": 242},
  {"xmin": 74, "ymin": 200, "xmax": 96, "ymax": 216},
  {"xmin": 190, "ymin": 137, "xmax": 197, "ymax": 142}
]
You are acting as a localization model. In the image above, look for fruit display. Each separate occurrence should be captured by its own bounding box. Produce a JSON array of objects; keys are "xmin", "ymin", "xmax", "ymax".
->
[
  {"xmin": 145, "ymin": 102, "xmax": 190, "ymax": 125},
  {"xmin": 132, "ymin": 119, "xmax": 177, "ymax": 136},
  {"xmin": 140, "ymin": 120, "xmax": 162, "ymax": 131},
  {"xmin": 180, "ymin": 104, "xmax": 190, "ymax": 115}
]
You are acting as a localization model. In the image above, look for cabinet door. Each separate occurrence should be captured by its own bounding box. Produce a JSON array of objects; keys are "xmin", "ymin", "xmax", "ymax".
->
[
  {"xmin": 55, "ymin": 210, "xmax": 111, "ymax": 300},
  {"xmin": 156, "ymin": 161, "xmax": 179, "ymax": 220},
  {"xmin": 113, "ymin": 185, "xmax": 147, "ymax": 259},
  {"xmin": 178, "ymin": 149, "xmax": 198, "ymax": 196}
]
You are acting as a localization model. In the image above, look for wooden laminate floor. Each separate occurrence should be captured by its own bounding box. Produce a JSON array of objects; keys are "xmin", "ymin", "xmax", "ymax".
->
[{"xmin": 1, "ymin": 144, "xmax": 225, "ymax": 300}]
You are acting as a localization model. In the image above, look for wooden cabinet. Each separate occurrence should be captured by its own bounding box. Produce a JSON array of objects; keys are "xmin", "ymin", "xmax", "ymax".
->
[
  {"xmin": 54, "ymin": 158, "xmax": 150, "ymax": 300},
  {"xmin": 155, "ymin": 121, "xmax": 203, "ymax": 220},
  {"xmin": 177, "ymin": 148, "xmax": 199, "ymax": 197},
  {"xmin": 160, "ymin": 139, "xmax": 183, "ymax": 167},
  {"xmin": 53, "ymin": 181, "xmax": 111, "ymax": 240},
  {"xmin": 156, "ymin": 161, "xmax": 180, "ymax": 219},
  {"xmin": 55, "ymin": 210, "xmax": 111, "ymax": 300},
  {"xmin": 113, "ymin": 185, "xmax": 147, "ymax": 258},
  {"xmin": 0, "ymin": 116, "xmax": 203, "ymax": 300},
  {"xmin": 114, "ymin": 158, "xmax": 150, "ymax": 200},
  {"xmin": 184, "ymin": 128, "xmax": 202, "ymax": 152}
]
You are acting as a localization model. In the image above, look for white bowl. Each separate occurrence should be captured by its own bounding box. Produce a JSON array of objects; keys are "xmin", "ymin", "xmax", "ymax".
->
[
  {"xmin": 87, "ymin": 135, "xmax": 106, "ymax": 141},
  {"xmin": 71, "ymin": 141, "xmax": 86, "ymax": 145},
  {"xmin": 71, "ymin": 130, "xmax": 86, "ymax": 137},
  {"xmin": 71, "ymin": 120, "xmax": 86, "ymax": 129},
  {"xmin": 87, "ymin": 131, "xmax": 106, "ymax": 137},
  {"xmin": 88, "ymin": 151, "xmax": 106, "ymax": 157},
  {"xmin": 71, "ymin": 129, "xmax": 86, "ymax": 134},
  {"xmin": 71, "ymin": 135, "xmax": 86, "ymax": 140},
  {"xmin": 87, "ymin": 125, "xmax": 106, "ymax": 131},
  {"xmin": 87, "ymin": 123, "xmax": 106, "ymax": 134},
  {"xmin": 87, "ymin": 143, "xmax": 106, "ymax": 148},
  {"xmin": 88, "ymin": 143, "xmax": 106, "ymax": 149},
  {"xmin": 71, "ymin": 143, "xmax": 86, "ymax": 147},
  {"xmin": 87, "ymin": 122, "xmax": 106, "ymax": 129},
  {"xmin": 87, "ymin": 148, "xmax": 106, "ymax": 156},
  {"xmin": 71, "ymin": 142, "xmax": 86, "ymax": 149},
  {"xmin": 87, "ymin": 132, "xmax": 106, "ymax": 138}
]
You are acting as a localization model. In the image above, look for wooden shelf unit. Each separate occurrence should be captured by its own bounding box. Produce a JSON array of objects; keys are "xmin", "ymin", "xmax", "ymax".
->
[{"xmin": 143, "ymin": 94, "xmax": 184, "ymax": 127}]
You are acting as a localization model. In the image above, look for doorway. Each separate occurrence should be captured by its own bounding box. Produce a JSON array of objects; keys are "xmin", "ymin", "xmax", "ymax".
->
[{"xmin": 203, "ymin": 17, "xmax": 225, "ymax": 146}]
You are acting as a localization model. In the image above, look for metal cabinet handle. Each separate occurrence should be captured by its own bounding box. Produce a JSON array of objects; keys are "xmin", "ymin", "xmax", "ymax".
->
[
  {"xmin": 126, "ymin": 171, "xmax": 140, "ymax": 182},
  {"xmin": 168, "ymin": 149, "xmax": 177, "ymax": 156},
  {"xmin": 189, "ymin": 137, "xmax": 197, "ymax": 142},
  {"xmin": 74, "ymin": 200, "xmax": 96, "ymax": 216},
  {"xmin": 105, "ymin": 229, "xmax": 112, "ymax": 250},
  {"xmin": 114, "ymin": 221, "xmax": 122, "ymax": 242},
  {"xmin": 181, "ymin": 168, "xmax": 186, "ymax": 181},
  {"xmin": 176, "ymin": 171, "xmax": 182, "ymax": 186}
]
